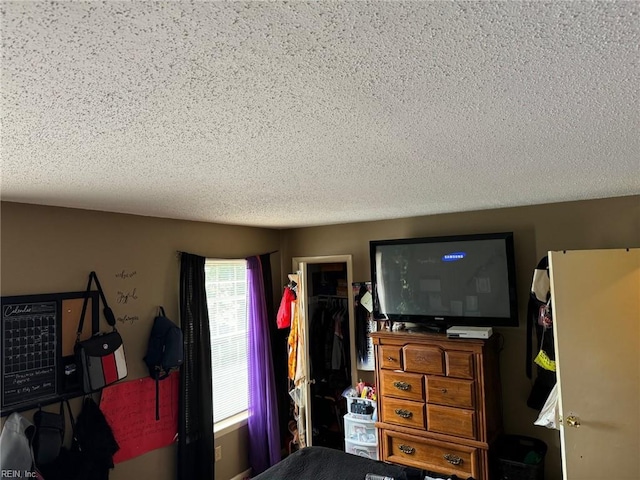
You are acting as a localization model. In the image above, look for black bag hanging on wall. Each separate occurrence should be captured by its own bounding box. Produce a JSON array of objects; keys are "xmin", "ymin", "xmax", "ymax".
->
[
  {"xmin": 144, "ymin": 306, "xmax": 184, "ymax": 419},
  {"xmin": 74, "ymin": 397, "xmax": 120, "ymax": 480},
  {"xmin": 39, "ymin": 398, "xmax": 119, "ymax": 480},
  {"xmin": 37, "ymin": 400, "xmax": 74, "ymax": 479},
  {"xmin": 75, "ymin": 272, "xmax": 128, "ymax": 393},
  {"xmin": 33, "ymin": 403, "xmax": 65, "ymax": 466},
  {"xmin": 144, "ymin": 306, "xmax": 183, "ymax": 379}
]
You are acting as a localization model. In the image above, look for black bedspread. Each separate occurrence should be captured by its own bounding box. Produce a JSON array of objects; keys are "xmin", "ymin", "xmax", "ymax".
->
[{"xmin": 252, "ymin": 446, "xmax": 410, "ymax": 480}]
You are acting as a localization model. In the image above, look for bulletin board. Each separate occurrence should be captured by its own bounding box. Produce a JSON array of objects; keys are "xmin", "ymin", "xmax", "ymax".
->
[{"xmin": 0, "ymin": 291, "xmax": 99, "ymax": 415}]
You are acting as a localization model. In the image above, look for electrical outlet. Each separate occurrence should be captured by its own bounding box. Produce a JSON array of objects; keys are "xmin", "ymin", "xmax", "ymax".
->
[{"xmin": 215, "ymin": 446, "xmax": 222, "ymax": 462}]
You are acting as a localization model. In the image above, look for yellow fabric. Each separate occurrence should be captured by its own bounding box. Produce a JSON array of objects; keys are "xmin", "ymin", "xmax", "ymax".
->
[
  {"xmin": 534, "ymin": 349, "xmax": 556, "ymax": 372},
  {"xmin": 287, "ymin": 300, "xmax": 299, "ymax": 380}
]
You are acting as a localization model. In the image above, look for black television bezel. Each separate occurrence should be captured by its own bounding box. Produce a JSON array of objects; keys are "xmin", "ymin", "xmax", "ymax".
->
[{"xmin": 369, "ymin": 231, "xmax": 519, "ymax": 330}]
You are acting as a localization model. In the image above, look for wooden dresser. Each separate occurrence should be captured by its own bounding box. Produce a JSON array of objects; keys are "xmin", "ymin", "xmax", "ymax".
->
[{"xmin": 371, "ymin": 330, "xmax": 503, "ymax": 480}]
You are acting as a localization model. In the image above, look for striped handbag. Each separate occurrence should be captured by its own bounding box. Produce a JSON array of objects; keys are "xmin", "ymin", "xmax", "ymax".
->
[{"xmin": 75, "ymin": 271, "xmax": 127, "ymax": 393}]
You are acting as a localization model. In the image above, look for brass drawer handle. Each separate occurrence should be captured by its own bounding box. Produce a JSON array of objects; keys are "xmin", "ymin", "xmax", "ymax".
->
[
  {"xmin": 444, "ymin": 453, "xmax": 463, "ymax": 465},
  {"xmin": 394, "ymin": 408, "xmax": 413, "ymax": 419},
  {"xmin": 441, "ymin": 388, "xmax": 448, "ymax": 394},
  {"xmin": 393, "ymin": 381, "xmax": 410, "ymax": 391},
  {"xmin": 387, "ymin": 356, "xmax": 396, "ymax": 362},
  {"xmin": 398, "ymin": 444, "xmax": 415, "ymax": 454}
]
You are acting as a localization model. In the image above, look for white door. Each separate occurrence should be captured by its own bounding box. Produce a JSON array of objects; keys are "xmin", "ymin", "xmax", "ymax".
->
[
  {"xmin": 549, "ymin": 249, "xmax": 640, "ymax": 480},
  {"xmin": 296, "ymin": 262, "xmax": 312, "ymax": 447}
]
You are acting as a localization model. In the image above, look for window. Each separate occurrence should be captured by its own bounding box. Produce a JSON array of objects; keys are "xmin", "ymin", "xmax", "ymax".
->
[{"xmin": 205, "ymin": 259, "xmax": 248, "ymax": 425}]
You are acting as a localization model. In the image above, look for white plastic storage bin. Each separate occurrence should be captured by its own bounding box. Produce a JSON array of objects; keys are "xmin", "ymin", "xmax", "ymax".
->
[
  {"xmin": 345, "ymin": 439, "xmax": 379, "ymax": 460},
  {"xmin": 344, "ymin": 415, "xmax": 377, "ymax": 445},
  {"xmin": 346, "ymin": 397, "xmax": 377, "ymax": 420}
]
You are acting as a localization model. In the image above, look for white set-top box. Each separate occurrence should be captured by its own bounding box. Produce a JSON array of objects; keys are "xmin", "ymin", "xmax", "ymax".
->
[{"xmin": 446, "ymin": 326, "xmax": 493, "ymax": 339}]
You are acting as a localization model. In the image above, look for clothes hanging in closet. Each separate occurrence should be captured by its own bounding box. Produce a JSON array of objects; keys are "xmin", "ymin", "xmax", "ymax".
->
[
  {"xmin": 277, "ymin": 285, "xmax": 296, "ymax": 329},
  {"xmin": 526, "ymin": 256, "xmax": 557, "ymax": 411},
  {"xmin": 308, "ymin": 298, "xmax": 349, "ymax": 390},
  {"xmin": 287, "ymin": 299, "xmax": 300, "ymax": 381}
]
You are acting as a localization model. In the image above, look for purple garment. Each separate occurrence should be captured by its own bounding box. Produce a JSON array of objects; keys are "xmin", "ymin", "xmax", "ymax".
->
[{"xmin": 247, "ymin": 256, "xmax": 281, "ymax": 475}]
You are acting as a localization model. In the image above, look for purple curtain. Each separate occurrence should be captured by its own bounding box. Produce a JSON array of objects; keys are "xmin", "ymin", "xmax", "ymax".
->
[{"xmin": 247, "ymin": 255, "xmax": 281, "ymax": 475}]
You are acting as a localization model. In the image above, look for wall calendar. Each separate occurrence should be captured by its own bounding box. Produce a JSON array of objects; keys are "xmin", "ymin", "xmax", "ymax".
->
[{"xmin": 1, "ymin": 291, "xmax": 98, "ymax": 415}]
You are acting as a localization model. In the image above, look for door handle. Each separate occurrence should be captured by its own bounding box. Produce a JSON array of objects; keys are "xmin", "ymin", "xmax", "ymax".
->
[{"xmin": 564, "ymin": 415, "xmax": 581, "ymax": 428}]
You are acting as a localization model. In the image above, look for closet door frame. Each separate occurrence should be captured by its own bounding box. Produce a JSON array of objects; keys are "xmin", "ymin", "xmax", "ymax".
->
[{"xmin": 292, "ymin": 255, "xmax": 357, "ymax": 394}]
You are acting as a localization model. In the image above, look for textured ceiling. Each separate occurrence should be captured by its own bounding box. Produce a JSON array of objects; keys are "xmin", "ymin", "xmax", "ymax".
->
[{"xmin": 2, "ymin": 1, "xmax": 639, "ymax": 228}]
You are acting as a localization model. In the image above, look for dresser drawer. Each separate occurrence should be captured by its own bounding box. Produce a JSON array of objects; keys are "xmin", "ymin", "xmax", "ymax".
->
[
  {"xmin": 403, "ymin": 344, "xmax": 444, "ymax": 375},
  {"xmin": 379, "ymin": 345, "xmax": 402, "ymax": 370},
  {"xmin": 426, "ymin": 377, "xmax": 475, "ymax": 409},
  {"xmin": 381, "ymin": 429, "xmax": 479, "ymax": 479},
  {"xmin": 381, "ymin": 397, "xmax": 425, "ymax": 430},
  {"xmin": 445, "ymin": 350, "xmax": 475, "ymax": 379},
  {"xmin": 380, "ymin": 370, "xmax": 424, "ymax": 401},
  {"xmin": 427, "ymin": 404, "xmax": 476, "ymax": 439}
]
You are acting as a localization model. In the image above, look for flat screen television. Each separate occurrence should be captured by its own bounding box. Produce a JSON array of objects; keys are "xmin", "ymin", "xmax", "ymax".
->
[{"xmin": 370, "ymin": 232, "xmax": 518, "ymax": 331}]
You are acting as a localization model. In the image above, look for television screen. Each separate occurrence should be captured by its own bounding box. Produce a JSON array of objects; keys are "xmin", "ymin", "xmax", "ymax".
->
[{"xmin": 370, "ymin": 232, "xmax": 518, "ymax": 329}]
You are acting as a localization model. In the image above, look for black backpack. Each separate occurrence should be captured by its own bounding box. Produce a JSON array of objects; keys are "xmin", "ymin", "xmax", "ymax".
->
[{"xmin": 143, "ymin": 307, "xmax": 184, "ymax": 419}]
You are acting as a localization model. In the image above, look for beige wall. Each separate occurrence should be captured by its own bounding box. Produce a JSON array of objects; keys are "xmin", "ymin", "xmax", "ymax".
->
[
  {"xmin": 1, "ymin": 202, "xmax": 281, "ymax": 480},
  {"xmin": 280, "ymin": 195, "xmax": 640, "ymax": 480},
  {"xmin": 2, "ymin": 195, "xmax": 639, "ymax": 480}
]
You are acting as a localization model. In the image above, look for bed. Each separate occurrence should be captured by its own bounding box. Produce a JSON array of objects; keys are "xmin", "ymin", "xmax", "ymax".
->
[{"xmin": 252, "ymin": 446, "xmax": 421, "ymax": 480}]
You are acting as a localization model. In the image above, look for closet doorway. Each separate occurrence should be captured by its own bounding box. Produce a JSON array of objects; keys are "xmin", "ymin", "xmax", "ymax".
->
[{"xmin": 292, "ymin": 255, "xmax": 356, "ymax": 451}]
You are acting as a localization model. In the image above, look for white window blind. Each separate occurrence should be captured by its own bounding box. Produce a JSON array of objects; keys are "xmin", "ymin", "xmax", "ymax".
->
[{"xmin": 205, "ymin": 259, "xmax": 248, "ymax": 424}]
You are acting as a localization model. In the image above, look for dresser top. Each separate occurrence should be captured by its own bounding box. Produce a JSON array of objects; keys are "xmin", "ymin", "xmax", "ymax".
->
[{"xmin": 370, "ymin": 329, "xmax": 498, "ymax": 351}]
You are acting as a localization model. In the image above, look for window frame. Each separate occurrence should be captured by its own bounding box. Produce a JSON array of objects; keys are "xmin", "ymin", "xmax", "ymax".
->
[{"xmin": 205, "ymin": 258, "xmax": 249, "ymax": 431}]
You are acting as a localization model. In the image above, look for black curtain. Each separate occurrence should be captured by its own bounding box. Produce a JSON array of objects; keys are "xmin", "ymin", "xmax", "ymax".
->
[
  {"xmin": 259, "ymin": 253, "xmax": 275, "ymax": 351},
  {"xmin": 178, "ymin": 252, "xmax": 214, "ymax": 480},
  {"xmin": 264, "ymin": 255, "xmax": 291, "ymax": 455}
]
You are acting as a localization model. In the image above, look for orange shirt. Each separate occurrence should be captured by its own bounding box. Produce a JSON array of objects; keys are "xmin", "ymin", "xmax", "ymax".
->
[{"xmin": 287, "ymin": 299, "xmax": 299, "ymax": 380}]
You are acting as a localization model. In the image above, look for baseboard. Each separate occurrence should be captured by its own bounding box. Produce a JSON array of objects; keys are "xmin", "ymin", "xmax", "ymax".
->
[{"xmin": 230, "ymin": 468, "xmax": 252, "ymax": 480}]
